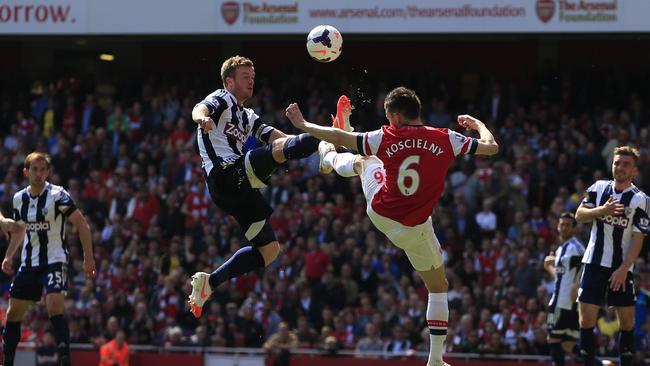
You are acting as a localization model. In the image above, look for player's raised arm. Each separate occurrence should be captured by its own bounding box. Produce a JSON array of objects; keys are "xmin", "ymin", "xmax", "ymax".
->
[
  {"xmin": 457, "ymin": 115, "xmax": 499, "ymax": 155},
  {"xmin": 285, "ymin": 103, "xmax": 359, "ymax": 150},
  {"xmin": 192, "ymin": 104, "xmax": 216, "ymax": 132}
]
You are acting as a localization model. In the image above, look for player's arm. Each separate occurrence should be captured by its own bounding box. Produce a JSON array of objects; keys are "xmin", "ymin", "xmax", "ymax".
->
[
  {"xmin": 571, "ymin": 264, "xmax": 583, "ymax": 302},
  {"xmin": 609, "ymin": 232, "xmax": 644, "ymax": 291},
  {"xmin": 543, "ymin": 255, "xmax": 556, "ymax": 275},
  {"xmin": 0, "ymin": 211, "xmax": 20, "ymax": 239},
  {"xmin": 457, "ymin": 115, "xmax": 499, "ymax": 155},
  {"xmin": 68, "ymin": 210, "xmax": 96, "ymax": 279},
  {"xmin": 250, "ymin": 116, "xmax": 287, "ymax": 144},
  {"xmin": 285, "ymin": 103, "xmax": 358, "ymax": 149},
  {"xmin": 575, "ymin": 196, "xmax": 624, "ymax": 223},
  {"xmin": 1, "ymin": 224, "xmax": 24, "ymax": 275}
]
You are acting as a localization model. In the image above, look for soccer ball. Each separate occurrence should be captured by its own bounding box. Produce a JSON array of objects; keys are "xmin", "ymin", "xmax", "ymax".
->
[{"xmin": 306, "ymin": 25, "xmax": 342, "ymax": 63}]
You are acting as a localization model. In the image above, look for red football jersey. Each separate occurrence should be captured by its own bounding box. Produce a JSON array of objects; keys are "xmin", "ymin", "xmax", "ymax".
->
[{"xmin": 357, "ymin": 125, "xmax": 476, "ymax": 226}]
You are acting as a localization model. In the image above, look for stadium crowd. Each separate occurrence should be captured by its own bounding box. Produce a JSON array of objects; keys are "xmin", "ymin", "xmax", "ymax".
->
[{"xmin": 0, "ymin": 66, "xmax": 649, "ymax": 363}]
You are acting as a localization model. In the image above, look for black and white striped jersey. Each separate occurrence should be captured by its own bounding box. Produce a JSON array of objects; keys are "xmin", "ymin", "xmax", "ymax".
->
[
  {"xmin": 195, "ymin": 89, "xmax": 276, "ymax": 175},
  {"xmin": 549, "ymin": 237, "xmax": 585, "ymax": 310},
  {"xmin": 581, "ymin": 180, "xmax": 650, "ymax": 271},
  {"xmin": 12, "ymin": 182, "xmax": 76, "ymax": 268}
]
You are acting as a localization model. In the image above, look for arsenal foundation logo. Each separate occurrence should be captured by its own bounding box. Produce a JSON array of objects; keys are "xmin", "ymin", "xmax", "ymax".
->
[
  {"xmin": 221, "ymin": 1, "xmax": 240, "ymax": 25},
  {"xmin": 536, "ymin": 0, "xmax": 555, "ymax": 23}
]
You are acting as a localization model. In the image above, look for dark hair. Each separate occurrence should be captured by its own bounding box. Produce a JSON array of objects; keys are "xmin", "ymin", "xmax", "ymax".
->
[
  {"xmin": 384, "ymin": 86, "xmax": 421, "ymax": 120},
  {"xmin": 613, "ymin": 145, "xmax": 640, "ymax": 166},
  {"xmin": 220, "ymin": 55, "xmax": 254, "ymax": 87},
  {"xmin": 559, "ymin": 212, "xmax": 577, "ymax": 227}
]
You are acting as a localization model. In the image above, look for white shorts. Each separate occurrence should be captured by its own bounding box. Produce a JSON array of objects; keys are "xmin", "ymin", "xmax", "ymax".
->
[{"xmin": 360, "ymin": 158, "xmax": 443, "ymax": 271}]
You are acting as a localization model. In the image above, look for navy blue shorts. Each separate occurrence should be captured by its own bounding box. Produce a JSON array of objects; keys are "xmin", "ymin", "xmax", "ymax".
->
[
  {"xmin": 578, "ymin": 264, "xmax": 636, "ymax": 307},
  {"xmin": 547, "ymin": 306, "xmax": 579, "ymax": 341},
  {"xmin": 205, "ymin": 156, "xmax": 276, "ymax": 247},
  {"xmin": 9, "ymin": 262, "xmax": 68, "ymax": 302}
]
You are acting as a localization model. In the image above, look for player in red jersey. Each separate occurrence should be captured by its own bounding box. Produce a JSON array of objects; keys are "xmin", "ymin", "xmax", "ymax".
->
[{"xmin": 285, "ymin": 87, "xmax": 498, "ymax": 366}]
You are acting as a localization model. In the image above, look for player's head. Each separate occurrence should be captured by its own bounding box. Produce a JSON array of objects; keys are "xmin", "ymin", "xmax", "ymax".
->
[
  {"xmin": 221, "ymin": 55, "xmax": 255, "ymax": 102},
  {"xmin": 24, "ymin": 152, "xmax": 51, "ymax": 188},
  {"xmin": 557, "ymin": 211, "xmax": 576, "ymax": 240},
  {"xmin": 611, "ymin": 145, "xmax": 639, "ymax": 184},
  {"xmin": 383, "ymin": 86, "xmax": 421, "ymax": 127}
]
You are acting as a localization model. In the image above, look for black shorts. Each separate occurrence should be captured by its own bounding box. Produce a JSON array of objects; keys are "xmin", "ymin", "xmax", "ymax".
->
[
  {"xmin": 547, "ymin": 306, "xmax": 579, "ymax": 341},
  {"xmin": 9, "ymin": 262, "xmax": 68, "ymax": 302},
  {"xmin": 205, "ymin": 156, "xmax": 275, "ymax": 246},
  {"xmin": 578, "ymin": 264, "xmax": 636, "ymax": 307}
]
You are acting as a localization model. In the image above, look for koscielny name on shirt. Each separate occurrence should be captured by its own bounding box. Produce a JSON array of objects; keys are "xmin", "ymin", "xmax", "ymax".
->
[{"xmin": 385, "ymin": 139, "xmax": 444, "ymax": 158}]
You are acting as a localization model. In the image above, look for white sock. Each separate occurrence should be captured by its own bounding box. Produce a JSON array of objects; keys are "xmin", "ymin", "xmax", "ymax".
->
[
  {"xmin": 427, "ymin": 292, "xmax": 449, "ymax": 365},
  {"xmin": 324, "ymin": 152, "xmax": 357, "ymax": 177}
]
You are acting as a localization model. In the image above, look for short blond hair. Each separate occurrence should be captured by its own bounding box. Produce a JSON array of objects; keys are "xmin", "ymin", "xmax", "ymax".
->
[
  {"xmin": 24, "ymin": 152, "xmax": 51, "ymax": 170},
  {"xmin": 220, "ymin": 55, "xmax": 254, "ymax": 87},
  {"xmin": 613, "ymin": 145, "xmax": 640, "ymax": 166}
]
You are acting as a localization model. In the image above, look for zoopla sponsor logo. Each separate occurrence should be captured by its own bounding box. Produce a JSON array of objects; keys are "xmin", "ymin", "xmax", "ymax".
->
[{"xmin": 25, "ymin": 221, "xmax": 50, "ymax": 232}]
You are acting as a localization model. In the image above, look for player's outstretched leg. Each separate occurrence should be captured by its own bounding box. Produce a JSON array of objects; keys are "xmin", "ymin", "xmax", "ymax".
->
[
  {"xmin": 189, "ymin": 244, "xmax": 268, "ymax": 318},
  {"xmin": 319, "ymin": 142, "xmax": 358, "ymax": 177}
]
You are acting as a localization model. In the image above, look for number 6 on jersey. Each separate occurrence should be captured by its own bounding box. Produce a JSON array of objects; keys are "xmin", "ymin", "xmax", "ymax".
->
[{"xmin": 398, "ymin": 156, "xmax": 420, "ymax": 196}]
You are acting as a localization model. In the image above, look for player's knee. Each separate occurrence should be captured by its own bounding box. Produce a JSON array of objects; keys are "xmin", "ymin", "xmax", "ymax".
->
[
  {"xmin": 45, "ymin": 294, "xmax": 65, "ymax": 316},
  {"xmin": 272, "ymin": 137, "xmax": 288, "ymax": 163},
  {"xmin": 258, "ymin": 241, "xmax": 281, "ymax": 265},
  {"xmin": 6, "ymin": 302, "xmax": 26, "ymax": 322},
  {"xmin": 618, "ymin": 317, "xmax": 634, "ymax": 331}
]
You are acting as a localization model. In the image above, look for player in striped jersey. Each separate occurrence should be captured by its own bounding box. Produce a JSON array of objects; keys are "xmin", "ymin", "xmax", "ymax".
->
[
  {"xmin": 285, "ymin": 87, "xmax": 499, "ymax": 366},
  {"xmin": 575, "ymin": 146, "xmax": 649, "ymax": 366},
  {"xmin": 187, "ymin": 56, "xmax": 321, "ymax": 317},
  {"xmin": 1, "ymin": 152, "xmax": 96, "ymax": 366},
  {"xmin": 543, "ymin": 212, "xmax": 585, "ymax": 366}
]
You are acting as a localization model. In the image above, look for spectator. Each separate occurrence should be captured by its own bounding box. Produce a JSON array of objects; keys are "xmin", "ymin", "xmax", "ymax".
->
[
  {"xmin": 99, "ymin": 329, "xmax": 129, "ymax": 366},
  {"xmin": 263, "ymin": 322, "xmax": 298, "ymax": 366}
]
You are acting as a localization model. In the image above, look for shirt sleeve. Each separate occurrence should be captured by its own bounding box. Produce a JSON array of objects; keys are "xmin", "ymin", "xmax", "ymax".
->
[
  {"xmin": 356, "ymin": 128, "xmax": 383, "ymax": 156},
  {"xmin": 632, "ymin": 195, "xmax": 650, "ymax": 235},
  {"xmin": 250, "ymin": 114, "xmax": 278, "ymax": 144},
  {"xmin": 55, "ymin": 189, "xmax": 77, "ymax": 217},
  {"xmin": 195, "ymin": 93, "xmax": 229, "ymax": 119},
  {"xmin": 581, "ymin": 182, "xmax": 599, "ymax": 207},
  {"xmin": 12, "ymin": 195, "xmax": 22, "ymax": 223},
  {"xmin": 447, "ymin": 129, "xmax": 478, "ymax": 156}
]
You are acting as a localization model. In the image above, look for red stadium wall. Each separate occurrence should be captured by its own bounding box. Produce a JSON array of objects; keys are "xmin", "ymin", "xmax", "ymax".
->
[
  {"xmin": 290, "ymin": 355, "xmax": 549, "ymax": 366},
  {"xmin": 73, "ymin": 350, "xmax": 554, "ymax": 366},
  {"xmin": 72, "ymin": 350, "xmax": 203, "ymax": 366}
]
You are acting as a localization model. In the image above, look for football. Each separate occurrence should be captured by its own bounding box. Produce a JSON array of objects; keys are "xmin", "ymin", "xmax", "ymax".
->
[{"xmin": 306, "ymin": 25, "xmax": 342, "ymax": 63}]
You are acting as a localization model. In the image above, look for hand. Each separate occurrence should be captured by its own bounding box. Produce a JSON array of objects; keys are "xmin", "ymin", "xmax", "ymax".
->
[
  {"xmin": 600, "ymin": 196, "xmax": 625, "ymax": 216},
  {"xmin": 457, "ymin": 114, "xmax": 483, "ymax": 131},
  {"xmin": 285, "ymin": 103, "xmax": 306, "ymax": 129},
  {"xmin": 84, "ymin": 257, "xmax": 96, "ymax": 279},
  {"xmin": 2, "ymin": 257, "xmax": 13, "ymax": 275},
  {"xmin": 196, "ymin": 116, "xmax": 215, "ymax": 132},
  {"xmin": 608, "ymin": 266, "xmax": 628, "ymax": 292},
  {"xmin": 0, "ymin": 218, "xmax": 20, "ymax": 240}
]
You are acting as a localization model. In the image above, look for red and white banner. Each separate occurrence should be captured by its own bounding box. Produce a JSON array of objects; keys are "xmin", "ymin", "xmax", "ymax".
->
[{"xmin": 0, "ymin": 0, "xmax": 645, "ymax": 34}]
